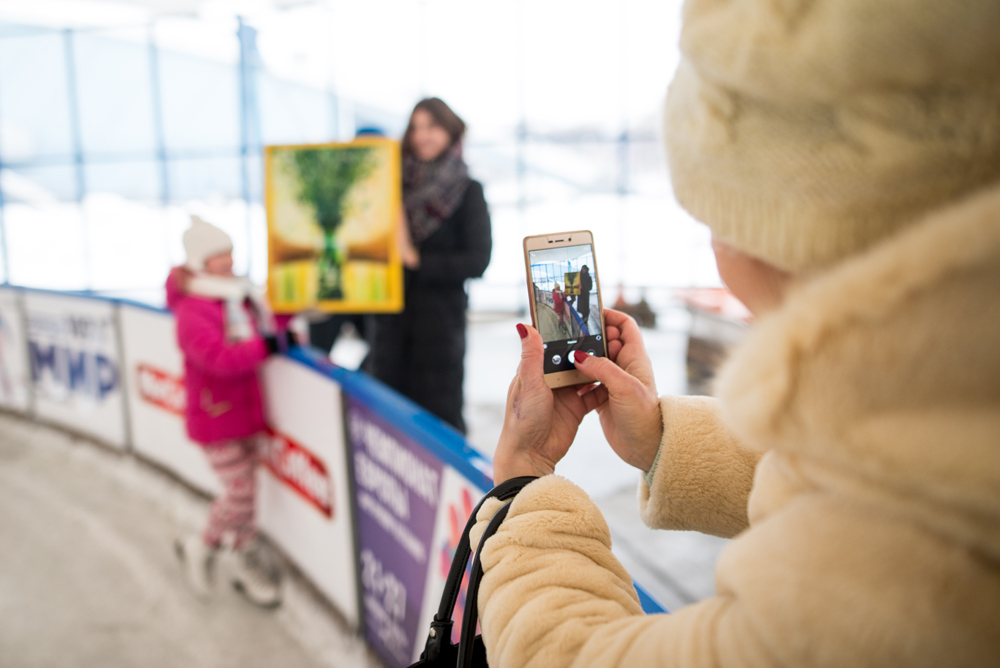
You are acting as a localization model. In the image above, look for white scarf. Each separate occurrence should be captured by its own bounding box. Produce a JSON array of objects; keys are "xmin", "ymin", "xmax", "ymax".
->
[{"xmin": 186, "ymin": 274, "xmax": 275, "ymax": 342}]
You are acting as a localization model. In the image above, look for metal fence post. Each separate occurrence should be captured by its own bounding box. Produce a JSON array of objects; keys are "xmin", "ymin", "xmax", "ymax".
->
[
  {"xmin": 63, "ymin": 28, "xmax": 91, "ymax": 288},
  {"xmin": 148, "ymin": 24, "xmax": 170, "ymax": 208},
  {"xmin": 237, "ymin": 17, "xmax": 262, "ymax": 278}
]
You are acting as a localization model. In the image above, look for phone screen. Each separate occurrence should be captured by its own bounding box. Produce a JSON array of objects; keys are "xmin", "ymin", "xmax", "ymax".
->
[{"xmin": 528, "ymin": 243, "xmax": 605, "ymax": 375}]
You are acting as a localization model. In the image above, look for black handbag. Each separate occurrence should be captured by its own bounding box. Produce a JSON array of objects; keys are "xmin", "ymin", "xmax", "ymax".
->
[{"xmin": 408, "ymin": 476, "xmax": 538, "ymax": 668}]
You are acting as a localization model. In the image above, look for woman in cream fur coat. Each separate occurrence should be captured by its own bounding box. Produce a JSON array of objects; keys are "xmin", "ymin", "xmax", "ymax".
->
[{"xmin": 470, "ymin": 1, "xmax": 1000, "ymax": 666}]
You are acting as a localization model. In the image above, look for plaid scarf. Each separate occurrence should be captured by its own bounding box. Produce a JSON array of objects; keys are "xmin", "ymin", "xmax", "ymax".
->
[{"xmin": 402, "ymin": 142, "xmax": 470, "ymax": 243}]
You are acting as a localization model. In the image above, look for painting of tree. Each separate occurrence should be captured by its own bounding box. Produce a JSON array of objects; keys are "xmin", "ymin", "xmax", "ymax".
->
[
  {"xmin": 292, "ymin": 146, "xmax": 376, "ymax": 299},
  {"xmin": 266, "ymin": 138, "xmax": 402, "ymax": 313}
]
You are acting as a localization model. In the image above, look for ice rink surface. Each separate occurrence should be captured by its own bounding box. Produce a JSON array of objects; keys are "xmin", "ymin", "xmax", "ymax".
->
[
  {"xmin": 0, "ymin": 308, "xmax": 727, "ymax": 664},
  {"xmin": 0, "ymin": 415, "xmax": 379, "ymax": 668}
]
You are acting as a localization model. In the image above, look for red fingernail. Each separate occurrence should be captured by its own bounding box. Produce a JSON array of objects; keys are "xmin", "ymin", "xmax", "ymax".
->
[
  {"xmin": 574, "ymin": 350, "xmax": 588, "ymax": 364},
  {"xmin": 516, "ymin": 323, "xmax": 527, "ymax": 339}
]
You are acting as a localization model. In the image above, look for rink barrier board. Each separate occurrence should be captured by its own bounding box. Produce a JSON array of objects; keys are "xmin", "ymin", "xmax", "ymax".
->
[
  {"xmin": 118, "ymin": 302, "xmax": 222, "ymax": 495},
  {"xmin": 9, "ymin": 287, "xmax": 130, "ymax": 447},
  {"xmin": 0, "ymin": 283, "xmax": 666, "ymax": 667},
  {"xmin": 287, "ymin": 345, "xmax": 497, "ymax": 666},
  {"xmin": 0, "ymin": 286, "xmax": 32, "ymax": 413}
]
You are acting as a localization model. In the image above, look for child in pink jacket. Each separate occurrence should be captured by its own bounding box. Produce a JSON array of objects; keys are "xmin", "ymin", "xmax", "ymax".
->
[
  {"xmin": 551, "ymin": 283, "xmax": 566, "ymax": 330},
  {"xmin": 169, "ymin": 215, "xmax": 289, "ymax": 608}
]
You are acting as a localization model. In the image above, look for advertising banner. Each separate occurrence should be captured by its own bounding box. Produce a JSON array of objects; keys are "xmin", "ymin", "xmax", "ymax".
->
[
  {"xmin": 260, "ymin": 427, "xmax": 334, "ymax": 519},
  {"xmin": 347, "ymin": 397, "xmax": 447, "ymax": 668},
  {"xmin": 414, "ymin": 466, "xmax": 488, "ymax": 651},
  {"xmin": 0, "ymin": 287, "xmax": 31, "ymax": 412},
  {"xmin": 119, "ymin": 304, "xmax": 222, "ymax": 496},
  {"xmin": 24, "ymin": 292, "xmax": 127, "ymax": 448},
  {"xmin": 258, "ymin": 357, "xmax": 359, "ymax": 628}
]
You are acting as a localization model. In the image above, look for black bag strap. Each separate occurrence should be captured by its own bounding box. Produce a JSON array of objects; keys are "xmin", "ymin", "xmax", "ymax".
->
[
  {"xmin": 421, "ymin": 476, "xmax": 537, "ymax": 664},
  {"xmin": 457, "ymin": 500, "xmax": 513, "ymax": 667}
]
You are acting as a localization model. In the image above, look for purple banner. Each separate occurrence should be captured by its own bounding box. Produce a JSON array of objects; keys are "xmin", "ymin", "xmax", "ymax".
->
[{"xmin": 348, "ymin": 398, "xmax": 444, "ymax": 668}]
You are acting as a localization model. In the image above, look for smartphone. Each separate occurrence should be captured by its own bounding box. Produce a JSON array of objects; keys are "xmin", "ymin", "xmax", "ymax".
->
[{"xmin": 523, "ymin": 230, "xmax": 607, "ymax": 388}]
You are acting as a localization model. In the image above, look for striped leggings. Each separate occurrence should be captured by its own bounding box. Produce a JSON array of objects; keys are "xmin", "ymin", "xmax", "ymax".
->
[{"xmin": 202, "ymin": 438, "xmax": 258, "ymax": 550}]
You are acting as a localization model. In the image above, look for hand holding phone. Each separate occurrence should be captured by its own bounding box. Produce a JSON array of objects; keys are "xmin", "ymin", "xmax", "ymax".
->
[
  {"xmin": 523, "ymin": 230, "xmax": 607, "ymax": 388},
  {"xmin": 493, "ymin": 322, "xmax": 608, "ymax": 483},
  {"xmin": 566, "ymin": 309, "xmax": 662, "ymax": 472}
]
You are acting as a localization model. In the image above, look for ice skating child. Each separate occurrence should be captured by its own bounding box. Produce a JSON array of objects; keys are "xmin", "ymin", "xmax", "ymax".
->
[
  {"xmin": 552, "ymin": 283, "xmax": 567, "ymax": 335},
  {"xmin": 168, "ymin": 215, "xmax": 289, "ymax": 608}
]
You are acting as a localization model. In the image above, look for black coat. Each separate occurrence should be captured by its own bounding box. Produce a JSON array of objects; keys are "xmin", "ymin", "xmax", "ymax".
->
[
  {"xmin": 578, "ymin": 271, "xmax": 593, "ymax": 319},
  {"xmin": 367, "ymin": 179, "xmax": 492, "ymax": 433}
]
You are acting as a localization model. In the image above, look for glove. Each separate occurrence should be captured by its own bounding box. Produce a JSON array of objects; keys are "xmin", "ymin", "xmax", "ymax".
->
[{"xmin": 263, "ymin": 330, "xmax": 296, "ymax": 355}]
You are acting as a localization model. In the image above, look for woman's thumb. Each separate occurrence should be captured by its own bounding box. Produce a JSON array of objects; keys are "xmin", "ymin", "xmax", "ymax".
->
[
  {"xmin": 516, "ymin": 323, "xmax": 546, "ymax": 382},
  {"xmin": 572, "ymin": 350, "xmax": 634, "ymax": 395}
]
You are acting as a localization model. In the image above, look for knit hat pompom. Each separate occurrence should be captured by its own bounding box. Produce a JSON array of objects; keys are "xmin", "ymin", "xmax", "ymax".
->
[
  {"xmin": 664, "ymin": 0, "xmax": 1000, "ymax": 273},
  {"xmin": 183, "ymin": 215, "xmax": 233, "ymax": 271}
]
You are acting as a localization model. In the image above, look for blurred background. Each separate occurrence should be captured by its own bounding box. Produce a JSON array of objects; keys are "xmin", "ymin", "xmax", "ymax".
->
[
  {"xmin": 0, "ymin": 3, "xmax": 747, "ymax": 650},
  {"xmin": 0, "ymin": 0, "xmax": 721, "ymax": 310}
]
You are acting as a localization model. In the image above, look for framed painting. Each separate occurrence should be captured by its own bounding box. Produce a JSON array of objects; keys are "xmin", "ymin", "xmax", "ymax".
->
[{"xmin": 265, "ymin": 138, "xmax": 404, "ymax": 314}]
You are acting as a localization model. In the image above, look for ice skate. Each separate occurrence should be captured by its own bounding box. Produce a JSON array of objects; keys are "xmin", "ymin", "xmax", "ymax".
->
[
  {"xmin": 229, "ymin": 539, "xmax": 282, "ymax": 608},
  {"xmin": 174, "ymin": 534, "xmax": 216, "ymax": 599}
]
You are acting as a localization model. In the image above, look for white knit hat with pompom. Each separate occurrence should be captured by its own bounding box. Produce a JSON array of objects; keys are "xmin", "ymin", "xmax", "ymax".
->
[{"xmin": 183, "ymin": 215, "xmax": 233, "ymax": 271}]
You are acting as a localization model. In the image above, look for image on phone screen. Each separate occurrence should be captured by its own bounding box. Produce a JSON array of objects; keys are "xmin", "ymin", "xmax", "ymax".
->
[{"xmin": 527, "ymin": 243, "xmax": 604, "ymax": 375}]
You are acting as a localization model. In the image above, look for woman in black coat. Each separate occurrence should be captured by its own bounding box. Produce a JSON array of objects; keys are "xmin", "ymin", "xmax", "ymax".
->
[{"xmin": 367, "ymin": 98, "xmax": 491, "ymax": 433}]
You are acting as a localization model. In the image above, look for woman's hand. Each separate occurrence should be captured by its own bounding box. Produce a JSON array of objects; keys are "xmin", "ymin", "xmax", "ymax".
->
[
  {"xmin": 571, "ymin": 309, "xmax": 662, "ymax": 471},
  {"xmin": 493, "ymin": 323, "xmax": 607, "ymax": 483},
  {"xmin": 397, "ymin": 210, "xmax": 421, "ymax": 269}
]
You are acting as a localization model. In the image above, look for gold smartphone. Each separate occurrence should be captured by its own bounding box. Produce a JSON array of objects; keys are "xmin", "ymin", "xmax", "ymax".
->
[{"xmin": 523, "ymin": 230, "xmax": 607, "ymax": 388}]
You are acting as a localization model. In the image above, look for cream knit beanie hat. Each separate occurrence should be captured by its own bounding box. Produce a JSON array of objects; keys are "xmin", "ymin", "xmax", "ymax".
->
[
  {"xmin": 664, "ymin": 0, "xmax": 1000, "ymax": 273},
  {"xmin": 183, "ymin": 215, "xmax": 233, "ymax": 271}
]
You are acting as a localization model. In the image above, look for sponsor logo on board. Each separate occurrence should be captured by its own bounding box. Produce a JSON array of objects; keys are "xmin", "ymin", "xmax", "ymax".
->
[
  {"xmin": 261, "ymin": 429, "xmax": 334, "ymax": 519},
  {"xmin": 136, "ymin": 364, "xmax": 186, "ymax": 415}
]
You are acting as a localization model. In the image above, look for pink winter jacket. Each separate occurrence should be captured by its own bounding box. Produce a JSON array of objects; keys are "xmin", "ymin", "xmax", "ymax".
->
[{"xmin": 166, "ymin": 268, "xmax": 268, "ymax": 446}]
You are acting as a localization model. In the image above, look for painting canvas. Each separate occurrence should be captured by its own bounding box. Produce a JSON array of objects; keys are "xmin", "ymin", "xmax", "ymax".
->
[{"xmin": 266, "ymin": 138, "xmax": 403, "ymax": 313}]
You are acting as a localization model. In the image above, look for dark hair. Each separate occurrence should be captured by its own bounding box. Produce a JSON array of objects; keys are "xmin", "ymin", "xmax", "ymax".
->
[{"xmin": 402, "ymin": 97, "xmax": 466, "ymax": 160}]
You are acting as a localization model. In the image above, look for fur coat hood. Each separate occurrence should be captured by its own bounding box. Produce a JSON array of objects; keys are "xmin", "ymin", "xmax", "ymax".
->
[{"xmin": 716, "ymin": 181, "xmax": 1000, "ymax": 559}]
